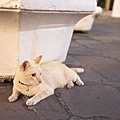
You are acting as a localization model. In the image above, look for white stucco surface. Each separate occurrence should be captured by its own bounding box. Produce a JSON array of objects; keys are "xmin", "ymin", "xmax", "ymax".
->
[
  {"xmin": 19, "ymin": 12, "xmax": 85, "ymax": 64},
  {"xmin": 0, "ymin": 12, "xmax": 19, "ymax": 77},
  {"xmin": 112, "ymin": 0, "xmax": 120, "ymax": 18},
  {"xmin": 0, "ymin": 0, "xmax": 96, "ymax": 12},
  {"xmin": 21, "ymin": 0, "xmax": 96, "ymax": 12},
  {"xmin": 19, "ymin": 27, "xmax": 73, "ymax": 64}
]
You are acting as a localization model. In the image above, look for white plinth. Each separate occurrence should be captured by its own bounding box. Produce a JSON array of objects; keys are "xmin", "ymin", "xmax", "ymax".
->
[
  {"xmin": 112, "ymin": 0, "xmax": 120, "ymax": 18},
  {"xmin": 0, "ymin": 0, "xmax": 96, "ymax": 80}
]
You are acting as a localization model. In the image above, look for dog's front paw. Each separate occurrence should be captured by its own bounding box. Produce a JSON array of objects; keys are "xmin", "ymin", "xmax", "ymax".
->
[
  {"xmin": 26, "ymin": 98, "xmax": 38, "ymax": 106},
  {"xmin": 8, "ymin": 95, "xmax": 18, "ymax": 102}
]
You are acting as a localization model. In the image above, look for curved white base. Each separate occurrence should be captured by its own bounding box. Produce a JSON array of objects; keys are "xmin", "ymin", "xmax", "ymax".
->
[{"xmin": 74, "ymin": 6, "xmax": 102, "ymax": 32}]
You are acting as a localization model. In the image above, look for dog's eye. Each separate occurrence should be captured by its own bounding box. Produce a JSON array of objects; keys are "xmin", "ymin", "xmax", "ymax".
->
[
  {"xmin": 32, "ymin": 73, "xmax": 36, "ymax": 77},
  {"xmin": 40, "ymin": 72, "xmax": 42, "ymax": 75}
]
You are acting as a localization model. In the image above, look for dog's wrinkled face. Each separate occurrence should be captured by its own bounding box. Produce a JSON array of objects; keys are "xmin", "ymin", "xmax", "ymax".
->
[{"xmin": 19, "ymin": 56, "xmax": 43, "ymax": 86}]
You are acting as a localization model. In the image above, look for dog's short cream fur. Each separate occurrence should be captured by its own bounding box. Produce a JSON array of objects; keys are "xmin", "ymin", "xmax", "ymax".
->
[{"xmin": 8, "ymin": 55, "xmax": 84, "ymax": 106}]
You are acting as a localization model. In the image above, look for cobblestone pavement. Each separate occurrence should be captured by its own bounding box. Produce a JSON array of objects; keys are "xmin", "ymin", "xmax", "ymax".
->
[{"xmin": 0, "ymin": 16, "xmax": 120, "ymax": 120}]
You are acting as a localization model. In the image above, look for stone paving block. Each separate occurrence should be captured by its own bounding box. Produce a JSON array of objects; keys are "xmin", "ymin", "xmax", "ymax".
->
[
  {"xmin": 103, "ymin": 49, "xmax": 120, "ymax": 62},
  {"xmin": 90, "ymin": 33, "xmax": 120, "ymax": 43},
  {"xmin": 0, "ymin": 82, "xmax": 39, "ymax": 120},
  {"xmin": 93, "ymin": 18, "xmax": 120, "ymax": 32},
  {"xmin": 68, "ymin": 46, "xmax": 102, "ymax": 56},
  {"xmin": 31, "ymin": 94, "xmax": 70, "ymax": 120},
  {"xmin": 79, "ymin": 68, "xmax": 103, "ymax": 86},
  {"xmin": 69, "ymin": 116, "xmax": 111, "ymax": 120},
  {"xmin": 108, "ymin": 40, "xmax": 120, "ymax": 49},
  {"xmin": 69, "ymin": 40, "xmax": 80, "ymax": 48},
  {"xmin": 0, "ymin": 82, "xmax": 70, "ymax": 120},
  {"xmin": 72, "ymin": 33, "xmax": 90, "ymax": 41},
  {"xmin": 56, "ymin": 86, "xmax": 120, "ymax": 120},
  {"xmin": 64, "ymin": 55, "xmax": 81, "ymax": 67},
  {"xmin": 75, "ymin": 56, "xmax": 120, "ymax": 84},
  {"xmin": 75, "ymin": 39, "xmax": 114, "ymax": 50}
]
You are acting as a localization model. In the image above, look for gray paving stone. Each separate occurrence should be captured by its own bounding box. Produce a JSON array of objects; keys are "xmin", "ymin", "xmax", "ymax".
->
[
  {"xmin": 0, "ymin": 82, "xmax": 70, "ymax": 120},
  {"xmin": 64, "ymin": 55, "xmax": 81, "ymax": 67},
  {"xmin": 72, "ymin": 33, "xmax": 90, "ymax": 41},
  {"xmin": 89, "ymin": 32, "xmax": 120, "ymax": 43},
  {"xmin": 79, "ymin": 68, "xmax": 103, "ymax": 86},
  {"xmin": 68, "ymin": 46, "xmax": 102, "ymax": 56},
  {"xmin": 32, "ymin": 95, "xmax": 70, "ymax": 120},
  {"xmin": 56, "ymin": 86, "xmax": 120, "ymax": 120},
  {"xmin": 76, "ymin": 56, "xmax": 120, "ymax": 84},
  {"xmin": 69, "ymin": 116, "xmax": 111, "ymax": 120},
  {"xmin": 75, "ymin": 39, "xmax": 114, "ymax": 50},
  {"xmin": 103, "ymin": 50, "xmax": 120, "ymax": 62},
  {"xmin": 69, "ymin": 40, "xmax": 80, "ymax": 48},
  {"xmin": 0, "ymin": 82, "xmax": 39, "ymax": 120}
]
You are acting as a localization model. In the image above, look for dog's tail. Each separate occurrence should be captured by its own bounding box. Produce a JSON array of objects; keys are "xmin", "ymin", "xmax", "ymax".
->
[{"xmin": 71, "ymin": 68, "xmax": 84, "ymax": 73}]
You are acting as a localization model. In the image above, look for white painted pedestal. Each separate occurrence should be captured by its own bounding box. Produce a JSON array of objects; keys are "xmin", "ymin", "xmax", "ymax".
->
[
  {"xmin": 0, "ymin": 0, "xmax": 96, "ymax": 80},
  {"xmin": 112, "ymin": 0, "xmax": 120, "ymax": 18}
]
